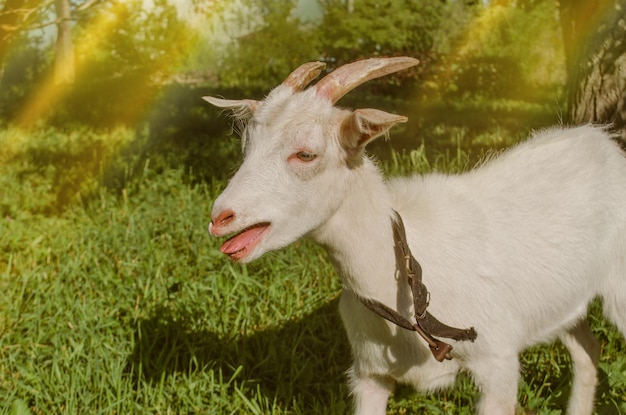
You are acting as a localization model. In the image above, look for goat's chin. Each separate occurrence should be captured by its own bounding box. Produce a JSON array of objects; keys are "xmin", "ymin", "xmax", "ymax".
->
[
  {"xmin": 230, "ymin": 240, "xmax": 271, "ymax": 263},
  {"xmin": 229, "ymin": 250, "xmax": 262, "ymax": 263}
]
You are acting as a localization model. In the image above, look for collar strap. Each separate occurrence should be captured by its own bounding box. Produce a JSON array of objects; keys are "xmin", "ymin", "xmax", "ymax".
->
[{"xmin": 359, "ymin": 211, "xmax": 477, "ymax": 362}]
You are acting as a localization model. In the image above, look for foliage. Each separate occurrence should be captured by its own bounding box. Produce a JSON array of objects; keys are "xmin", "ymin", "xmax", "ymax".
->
[
  {"xmin": 0, "ymin": 31, "xmax": 48, "ymax": 120},
  {"xmin": 0, "ymin": 119, "xmax": 245, "ymax": 218},
  {"xmin": 54, "ymin": 0, "xmax": 198, "ymax": 126},
  {"xmin": 319, "ymin": 0, "xmax": 443, "ymax": 64},
  {"xmin": 0, "ymin": 0, "xmax": 568, "ymax": 142},
  {"xmin": 0, "ymin": 0, "xmax": 198, "ymax": 127},
  {"xmin": 212, "ymin": 0, "xmax": 321, "ymax": 91},
  {"xmin": 0, "ymin": 0, "xmax": 52, "ymax": 65},
  {"xmin": 206, "ymin": 0, "xmax": 565, "ymax": 106},
  {"xmin": 209, "ymin": 0, "xmax": 444, "ymax": 92},
  {"xmin": 421, "ymin": 1, "xmax": 565, "ymax": 102},
  {"xmin": 138, "ymin": 83, "xmax": 244, "ymax": 182},
  {"xmin": 0, "ymin": 126, "xmax": 138, "ymax": 217},
  {"xmin": 72, "ymin": 0, "xmax": 193, "ymax": 84}
]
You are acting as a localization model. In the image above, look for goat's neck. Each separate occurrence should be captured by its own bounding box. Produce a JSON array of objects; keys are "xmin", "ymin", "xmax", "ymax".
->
[{"xmin": 310, "ymin": 159, "xmax": 399, "ymax": 300}]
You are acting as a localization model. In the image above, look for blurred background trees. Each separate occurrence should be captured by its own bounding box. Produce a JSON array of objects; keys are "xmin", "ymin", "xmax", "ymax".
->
[
  {"xmin": 1, "ymin": 0, "xmax": 621, "ymax": 127},
  {"xmin": 0, "ymin": 0, "xmax": 195, "ymax": 125},
  {"xmin": 0, "ymin": 0, "xmax": 624, "ymax": 202}
]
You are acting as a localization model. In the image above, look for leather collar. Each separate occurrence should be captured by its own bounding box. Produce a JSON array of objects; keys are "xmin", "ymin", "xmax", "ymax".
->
[{"xmin": 359, "ymin": 211, "xmax": 477, "ymax": 362}]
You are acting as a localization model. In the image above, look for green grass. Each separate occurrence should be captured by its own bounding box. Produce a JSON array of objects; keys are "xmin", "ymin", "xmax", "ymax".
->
[{"xmin": 1, "ymin": 128, "xmax": 625, "ymax": 414}]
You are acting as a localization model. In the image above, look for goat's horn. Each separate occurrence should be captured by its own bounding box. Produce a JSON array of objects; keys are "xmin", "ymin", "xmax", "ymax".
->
[
  {"xmin": 282, "ymin": 61, "xmax": 327, "ymax": 91},
  {"xmin": 315, "ymin": 57, "xmax": 419, "ymax": 103}
]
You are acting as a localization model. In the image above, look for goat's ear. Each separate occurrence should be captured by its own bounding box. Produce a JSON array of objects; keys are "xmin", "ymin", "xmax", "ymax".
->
[
  {"xmin": 202, "ymin": 96, "xmax": 259, "ymax": 119},
  {"xmin": 340, "ymin": 108, "xmax": 407, "ymax": 150}
]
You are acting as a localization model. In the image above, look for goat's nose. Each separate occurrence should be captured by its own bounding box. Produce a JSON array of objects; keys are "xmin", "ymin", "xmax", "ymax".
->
[{"xmin": 209, "ymin": 209, "xmax": 235, "ymax": 236}]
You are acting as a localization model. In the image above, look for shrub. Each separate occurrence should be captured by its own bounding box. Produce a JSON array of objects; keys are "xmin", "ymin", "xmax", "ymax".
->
[{"xmin": 0, "ymin": 126, "xmax": 137, "ymax": 217}]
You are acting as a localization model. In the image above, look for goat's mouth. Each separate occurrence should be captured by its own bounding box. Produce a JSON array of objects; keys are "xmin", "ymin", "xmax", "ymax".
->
[{"xmin": 220, "ymin": 222, "xmax": 271, "ymax": 261}]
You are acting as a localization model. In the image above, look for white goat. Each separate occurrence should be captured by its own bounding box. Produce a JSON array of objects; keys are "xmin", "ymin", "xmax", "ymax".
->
[{"xmin": 205, "ymin": 57, "xmax": 626, "ymax": 415}]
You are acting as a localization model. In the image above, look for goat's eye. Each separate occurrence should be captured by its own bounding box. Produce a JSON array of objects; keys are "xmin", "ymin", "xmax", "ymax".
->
[{"xmin": 295, "ymin": 151, "xmax": 317, "ymax": 162}]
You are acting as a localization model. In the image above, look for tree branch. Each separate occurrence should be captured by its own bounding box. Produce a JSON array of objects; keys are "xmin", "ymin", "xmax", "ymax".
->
[
  {"xmin": 75, "ymin": 0, "xmax": 102, "ymax": 13},
  {"xmin": 1, "ymin": 0, "xmax": 106, "ymax": 33},
  {"xmin": 0, "ymin": 0, "xmax": 55, "ymax": 30}
]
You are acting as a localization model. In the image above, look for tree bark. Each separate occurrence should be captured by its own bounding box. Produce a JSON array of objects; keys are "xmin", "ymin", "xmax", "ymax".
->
[
  {"xmin": 54, "ymin": 0, "xmax": 74, "ymax": 84},
  {"xmin": 560, "ymin": 0, "xmax": 626, "ymax": 139}
]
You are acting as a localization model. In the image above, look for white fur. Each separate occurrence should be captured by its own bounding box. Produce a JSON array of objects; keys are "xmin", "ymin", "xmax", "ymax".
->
[{"xmin": 208, "ymin": 81, "xmax": 626, "ymax": 414}]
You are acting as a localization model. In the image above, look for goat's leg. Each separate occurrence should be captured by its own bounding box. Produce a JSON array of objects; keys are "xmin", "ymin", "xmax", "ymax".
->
[
  {"xmin": 601, "ymin": 277, "xmax": 626, "ymax": 337},
  {"xmin": 469, "ymin": 355, "xmax": 520, "ymax": 415},
  {"xmin": 347, "ymin": 368, "xmax": 394, "ymax": 415},
  {"xmin": 559, "ymin": 320, "xmax": 600, "ymax": 415}
]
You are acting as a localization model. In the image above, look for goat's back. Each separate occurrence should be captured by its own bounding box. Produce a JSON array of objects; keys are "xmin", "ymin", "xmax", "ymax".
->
[{"xmin": 388, "ymin": 125, "xmax": 626, "ymax": 349}]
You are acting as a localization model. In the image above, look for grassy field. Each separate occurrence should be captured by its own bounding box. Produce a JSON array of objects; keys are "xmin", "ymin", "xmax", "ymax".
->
[{"xmin": 1, "ymin": 127, "xmax": 625, "ymax": 414}]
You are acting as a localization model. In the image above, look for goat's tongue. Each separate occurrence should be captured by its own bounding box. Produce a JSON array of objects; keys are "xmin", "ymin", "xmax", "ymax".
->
[{"xmin": 220, "ymin": 224, "xmax": 268, "ymax": 255}]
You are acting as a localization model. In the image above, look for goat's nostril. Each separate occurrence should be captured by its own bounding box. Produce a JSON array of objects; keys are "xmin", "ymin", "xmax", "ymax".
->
[{"xmin": 212, "ymin": 209, "xmax": 235, "ymax": 227}]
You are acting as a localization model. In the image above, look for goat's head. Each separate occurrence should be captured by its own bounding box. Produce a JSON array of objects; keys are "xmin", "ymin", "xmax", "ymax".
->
[{"xmin": 206, "ymin": 57, "xmax": 418, "ymax": 262}]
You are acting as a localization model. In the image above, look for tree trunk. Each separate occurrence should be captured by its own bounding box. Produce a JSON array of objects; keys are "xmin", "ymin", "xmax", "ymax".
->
[
  {"xmin": 560, "ymin": 0, "xmax": 626, "ymax": 139},
  {"xmin": 54, "ymin": 0, "xmax": 75, "ymax": 84}
]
